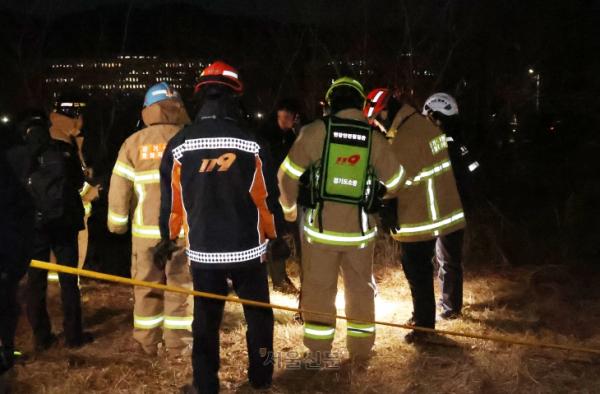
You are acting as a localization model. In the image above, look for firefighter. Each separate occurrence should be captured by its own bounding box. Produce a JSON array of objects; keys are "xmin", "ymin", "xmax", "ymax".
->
[
  {"xmin": 422, "ymin": 92, "xmax": 479, "ymax": 319},
  {"xmin": 107, "ymin": 83, "xmax": 193, "ymax": 357},
  {"xmin": 157, "ymin": 61, "xmax": 277, "ymax": 393},
  {"xmin": 25, "ymin": 102, "xmax": 92, "ymax": 350},
  {"xmin": 278, "ymin": 78, "xmax": 404, "ymax": 364},
  {"xmin": 364, "ymin": 88, "xmax": 466, "ymax": 343}
]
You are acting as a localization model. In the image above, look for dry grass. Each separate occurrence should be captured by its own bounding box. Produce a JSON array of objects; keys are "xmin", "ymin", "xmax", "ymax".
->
[{"xmin": 10, "ymin": 234, "xmax": 600, "ymax": 393}]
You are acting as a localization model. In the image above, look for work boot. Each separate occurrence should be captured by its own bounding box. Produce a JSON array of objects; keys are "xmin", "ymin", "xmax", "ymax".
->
[
  {"xmin": 65, "ymin": 332, "xmax": 94, "ymax": 349},
  {"xmin": 122, "ymin": 339, "xmax": 158, "ymax": 356},
  {"xmin": 180, "ymin": 383, "xmax": 198, "ymax": 394},
  {"xmin": 404, "ymin": 330, "xmax": 431, "ymax": 345},
  {"xmin": 438, "ymin": 310, "xmax": 461, "ymax": 321},
  {"xmin": 34, "ymin": 333, "xmax": 58, "ymax": 352}
]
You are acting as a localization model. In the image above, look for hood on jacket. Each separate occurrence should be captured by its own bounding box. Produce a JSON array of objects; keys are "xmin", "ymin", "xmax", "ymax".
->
[
  {"xmin": 49, "ymin": 111, "xmax": 85, "ymax": 164},
  {"xmin": 142, "ymin": 99, "xmax": 191, "ymax": 127}
]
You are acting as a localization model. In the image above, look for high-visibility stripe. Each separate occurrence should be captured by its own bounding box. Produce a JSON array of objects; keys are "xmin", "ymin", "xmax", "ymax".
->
[
  {"xmin": 83, "ymin": 202, "xmax": 92, "ymax": 216},
  {"xmin": 406, "ymin": 159, "xmax": 452, "ymax": 186},
  {"xmin": 164, "ymin": 316, "xmax": 193, "ymax": 330},
  {"xmin": 134, "ymin": 170, "xmax": 160, "ymax": 184},
  {"xmin": 133, "ymin": 314, "xmax": 164, "ymax": 329},
  {"xmin": 427, "ymin": 178, "xmax": 439, "ymax": 221},
  {"xmin": 113, "ymin": 161, "xmax": 135, "ymax": 181},
  {"xmin": 47, "ymin": 272, "xmax": 59, "ymax": 282},
  {"xmin": 79, "ymin": 182, "xmax": 92, "ymax": 197},
  {"xmin": 187, "ymin": 241, "xmax": 269, "ymax": 264},
  {"xmin": 134, "ymin": 184, "xmax": 145, "ymax": 225},
  {"xmin": 392, "ymin": 211, "xmax": 465, "ymax": 238},
  {"xmin": 172, "ymin": 138, "xmax": 260, "ymax": 160},
  {"xmin": 304, "ymin": 225, "xmax": 377, "ymax": 246},
  {"xmin": 279, "ymin": 199, "xmax": 297, "ymax": 215},
  {"xmin": 108, "ymin": 210, "xmax": 129, "ymax": 225},
  {"xmin": 222, "ymin": 70, "xmax": 238, "ymax": 79},
  {"xmin": 304, "ymin": 323, "xmax": 335, "ymax": 340},
  {"xmin": 347, "ymin": 322, "xmax": 376, "ymax": 338},
  {"xmin": 132, "ymin": 224, "xmax": 161, "ymax": 239},
  {"xmin": 280, "ymin": 156, "xmax": 305, "ymax": 180},
  {"xmin": 384, "ymin": 165, "xmax": 406, "ymax": 191}
]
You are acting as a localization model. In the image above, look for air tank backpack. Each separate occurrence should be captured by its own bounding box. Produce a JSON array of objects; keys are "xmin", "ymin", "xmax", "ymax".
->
[{"xmin": 298, "ymin": 116, "xmax": 386, "ymax": 234}]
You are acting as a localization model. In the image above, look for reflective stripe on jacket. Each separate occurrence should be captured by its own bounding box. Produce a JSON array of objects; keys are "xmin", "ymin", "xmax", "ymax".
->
[{"xmin": 388, "ymin": 104, "xmax": 465, "ymax": 242}]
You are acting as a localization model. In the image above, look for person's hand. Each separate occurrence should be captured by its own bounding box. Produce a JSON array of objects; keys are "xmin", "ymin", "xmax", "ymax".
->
[{"xmin": 151, "ymin": 239, "xmax": 181, "ymax": 270}]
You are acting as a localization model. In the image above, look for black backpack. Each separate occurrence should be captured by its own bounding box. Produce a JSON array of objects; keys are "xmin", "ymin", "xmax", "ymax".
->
[{"xmin": 27, "ymin": 146, "xmax": 70, "ymax": 226}]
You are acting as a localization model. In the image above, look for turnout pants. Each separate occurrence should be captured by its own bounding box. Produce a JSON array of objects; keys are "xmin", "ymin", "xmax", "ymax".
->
[
  {"xmin": 400, "ymin": 240, "xmax": 436, "ymax": 328},
  {"xmin": 301, "ymin": 241, "xmax": 376, "ymax": 357},
  {"xmin": 27, "ymin": 228, "xmax": 84, "ymax": 346},
  {"xmin": 191, "ymin": 263, "xmax": 273, "ymax": 394},
  {"xmin": 436, "ymin": 229, "xmax": 464, "ymax": 314},
  {"xmin": 131, "ymin": 238, "xmax": 193, "ymax": 351}
]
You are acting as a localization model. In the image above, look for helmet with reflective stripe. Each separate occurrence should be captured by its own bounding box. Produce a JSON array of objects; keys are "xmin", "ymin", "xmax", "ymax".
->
[
  {"xmin": 144, "ymin": 82, "xmax": 181, "ymax": 107},
  {"xmin": 325, "ymin": 77, "xmax": 365, "ymax": 105},
  {"xmin": 194, "ymin": 61, "xmax": 243, "ymax": 94},
  {"xmin": 422, "ymin": 93, "xmax": 459, "ymax": 116},
  {"xmin": 363, "ymin": 88, "xmax": 391, "ymax": 122}
]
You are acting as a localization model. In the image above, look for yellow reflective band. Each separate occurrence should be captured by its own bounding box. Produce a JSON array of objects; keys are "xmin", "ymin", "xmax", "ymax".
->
[
  {"xmin": 304, "ymin": 225, "xmax": 377, "ymax": 246},
  {"xmin": 132, "ymin": 225, "xmax": 184, "ymax": 239},
  {"xmin": 134, "ymin": 170, "xmax": 160, "ymax": 184},
  {"xmin": 164, "ymin": 316, "xmax": 193, "ymax": 330},
  {"xmin": 79, "ymin": 182, "xmax": 92, "ymax": 197},
  {"xmin": 280, "ymin": 156, "xmax": 305, "ymax": 180},
  {"xmin": 427, "ymin": 178, "xmax": 439, "ymax": 221},
  {"xmin": 108, "ymin": 210, "xmax": 128, "ymax": 225},
  {"xmin": 347, "ymin": 322, "xmax": 376, "ymax": 338},
  {"xmin": 393, "ymin": 211, "xmax": 465, "ymax": 236},
  {"xmin": 304, "ymin": 323, "xmax": 335, "ymax": 340},
  {"xmin": 113, "ymin": 161, "xmax": 135, "ymax": 181},
  {"xmin": 279, "ymin": 199, "xmax": 297, "ymax": 215},
  {"xmin": 83, "ymin": 202, "xmax": 92, "ymax": 216},
  {"xmin": 407, "ymin": 159, "xmax": 452, "ymax": 186},
  {"xmin": 133, "ymin": 314, "xmax": 164, "ymax": 329},
  {"xmin": 47, "ymin": 272, "xmax": 59, "ymax": 282},
  {"xmin": 134, "ymin": 184, "xmax": 145, "ymax": 225},
  {"xmin": 384, "ymin": 165, "xmax": 405, "ymax": 191}
]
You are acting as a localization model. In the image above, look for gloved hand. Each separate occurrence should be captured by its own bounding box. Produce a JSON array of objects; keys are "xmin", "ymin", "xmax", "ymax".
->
[
  {"xmin": 151, "ymin": 239, "xmax": 181, "ymax": 270},
  {"xmin": 268, "ymin": 238, "xmax": 291, "ymax": 261}
]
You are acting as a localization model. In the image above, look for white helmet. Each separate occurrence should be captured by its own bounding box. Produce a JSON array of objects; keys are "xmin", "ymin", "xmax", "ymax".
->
[{"xmin": 422, "ymin": 93, "xmax": 459, "ymax": 116}]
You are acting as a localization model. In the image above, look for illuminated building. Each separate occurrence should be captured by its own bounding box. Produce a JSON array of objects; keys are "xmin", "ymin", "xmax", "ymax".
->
[{"xmin": 45, "ymin": 55, "xmax": 205, "ymax": 97}]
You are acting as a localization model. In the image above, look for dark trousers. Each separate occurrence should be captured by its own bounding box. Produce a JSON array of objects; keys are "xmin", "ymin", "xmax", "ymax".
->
[
  {"xmin": 401, "ymin": 240, "xmax": 437, "ymax": 328},
  {"xmin": 436, "ymin": 230, "xmax": 464, "ymax": 314},
  {"xmin": 27, "ymin": 228, "xmax": 83, "ymax": 346},
  {"xmin": 0, "ymin": 280, "xmax": 19, "ymax": 374},
  {"xmin": 191, "ymin": 263, "xmax": 274, "ymax": 394}
]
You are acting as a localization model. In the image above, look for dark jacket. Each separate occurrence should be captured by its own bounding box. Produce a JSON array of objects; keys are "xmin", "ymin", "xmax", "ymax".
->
[
  {"xmin": 159, "ymin": 96, "xmax": 278, "ymax": 269},
  {"xmin": 0, "ymin": 146, "xmax": 35, "ymax": 281}
]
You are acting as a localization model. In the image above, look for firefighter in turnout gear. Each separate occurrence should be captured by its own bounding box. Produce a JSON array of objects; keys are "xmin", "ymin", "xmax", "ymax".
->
[
  {"xmin": 278, "ymin": 78, "xmax": 404, "ymax": 362},
  {"xmin": 364, "ymin": 88, "xmax": 465, "ymax": 343},
  {"xmin": 108, "ymin": 83, "xmax": 193, "ymax": 356},
  {"xmin": 158, "ymin": 61, "xmax": 278, "ymax": 393}
]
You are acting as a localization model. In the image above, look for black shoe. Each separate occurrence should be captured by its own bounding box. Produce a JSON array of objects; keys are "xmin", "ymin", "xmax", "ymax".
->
[
  {"xmin": 438, "ymin": 310, "xmax": 461, "ymax": 320},
  {"xmin": 250, "ymin": 380, "xmax": 272, "ymax": 390},
  {"xmin": 34, "ymin": 333, "xmax": 58, "ymax": 352},
  {"xmin": 180, "ymin": 384, "xmax": 198, "ymax": 394},
  {"xmin": 65, "ymin": 332, "xmax": 94, "ymax": 349},
  {"xmin": 404, "ymin": 330, "xmax": 430, "ymax": 345}
]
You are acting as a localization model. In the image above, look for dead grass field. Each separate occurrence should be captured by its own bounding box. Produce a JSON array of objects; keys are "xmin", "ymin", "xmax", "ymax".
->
[{"xmin": 9, "ymin": 234, "xmax": 600, "ymax": 393}]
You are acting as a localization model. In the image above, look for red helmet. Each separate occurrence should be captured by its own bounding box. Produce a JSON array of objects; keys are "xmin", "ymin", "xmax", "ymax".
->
[
  {"xmin": 194, "ymin": 61, "xmax": 243, "ymax": 94},
  {"xmin": 363, "ymin": 88, "xmax": 391, "ymax": 123}
]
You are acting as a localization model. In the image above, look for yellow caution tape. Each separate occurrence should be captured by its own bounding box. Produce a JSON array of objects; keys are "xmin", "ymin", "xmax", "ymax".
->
[{"xmin": 30, "ymin": 260, "xmax": 600, "ymax": 356}]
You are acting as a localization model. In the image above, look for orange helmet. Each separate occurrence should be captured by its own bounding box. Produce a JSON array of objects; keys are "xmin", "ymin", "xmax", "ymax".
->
[
  {"xmin": 363, "ymin": 88, "xmax": 391, "ymax": 122},
  {"xmin": 194, "ymin": 61, "xmax": 243, "ymax": 94}
]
